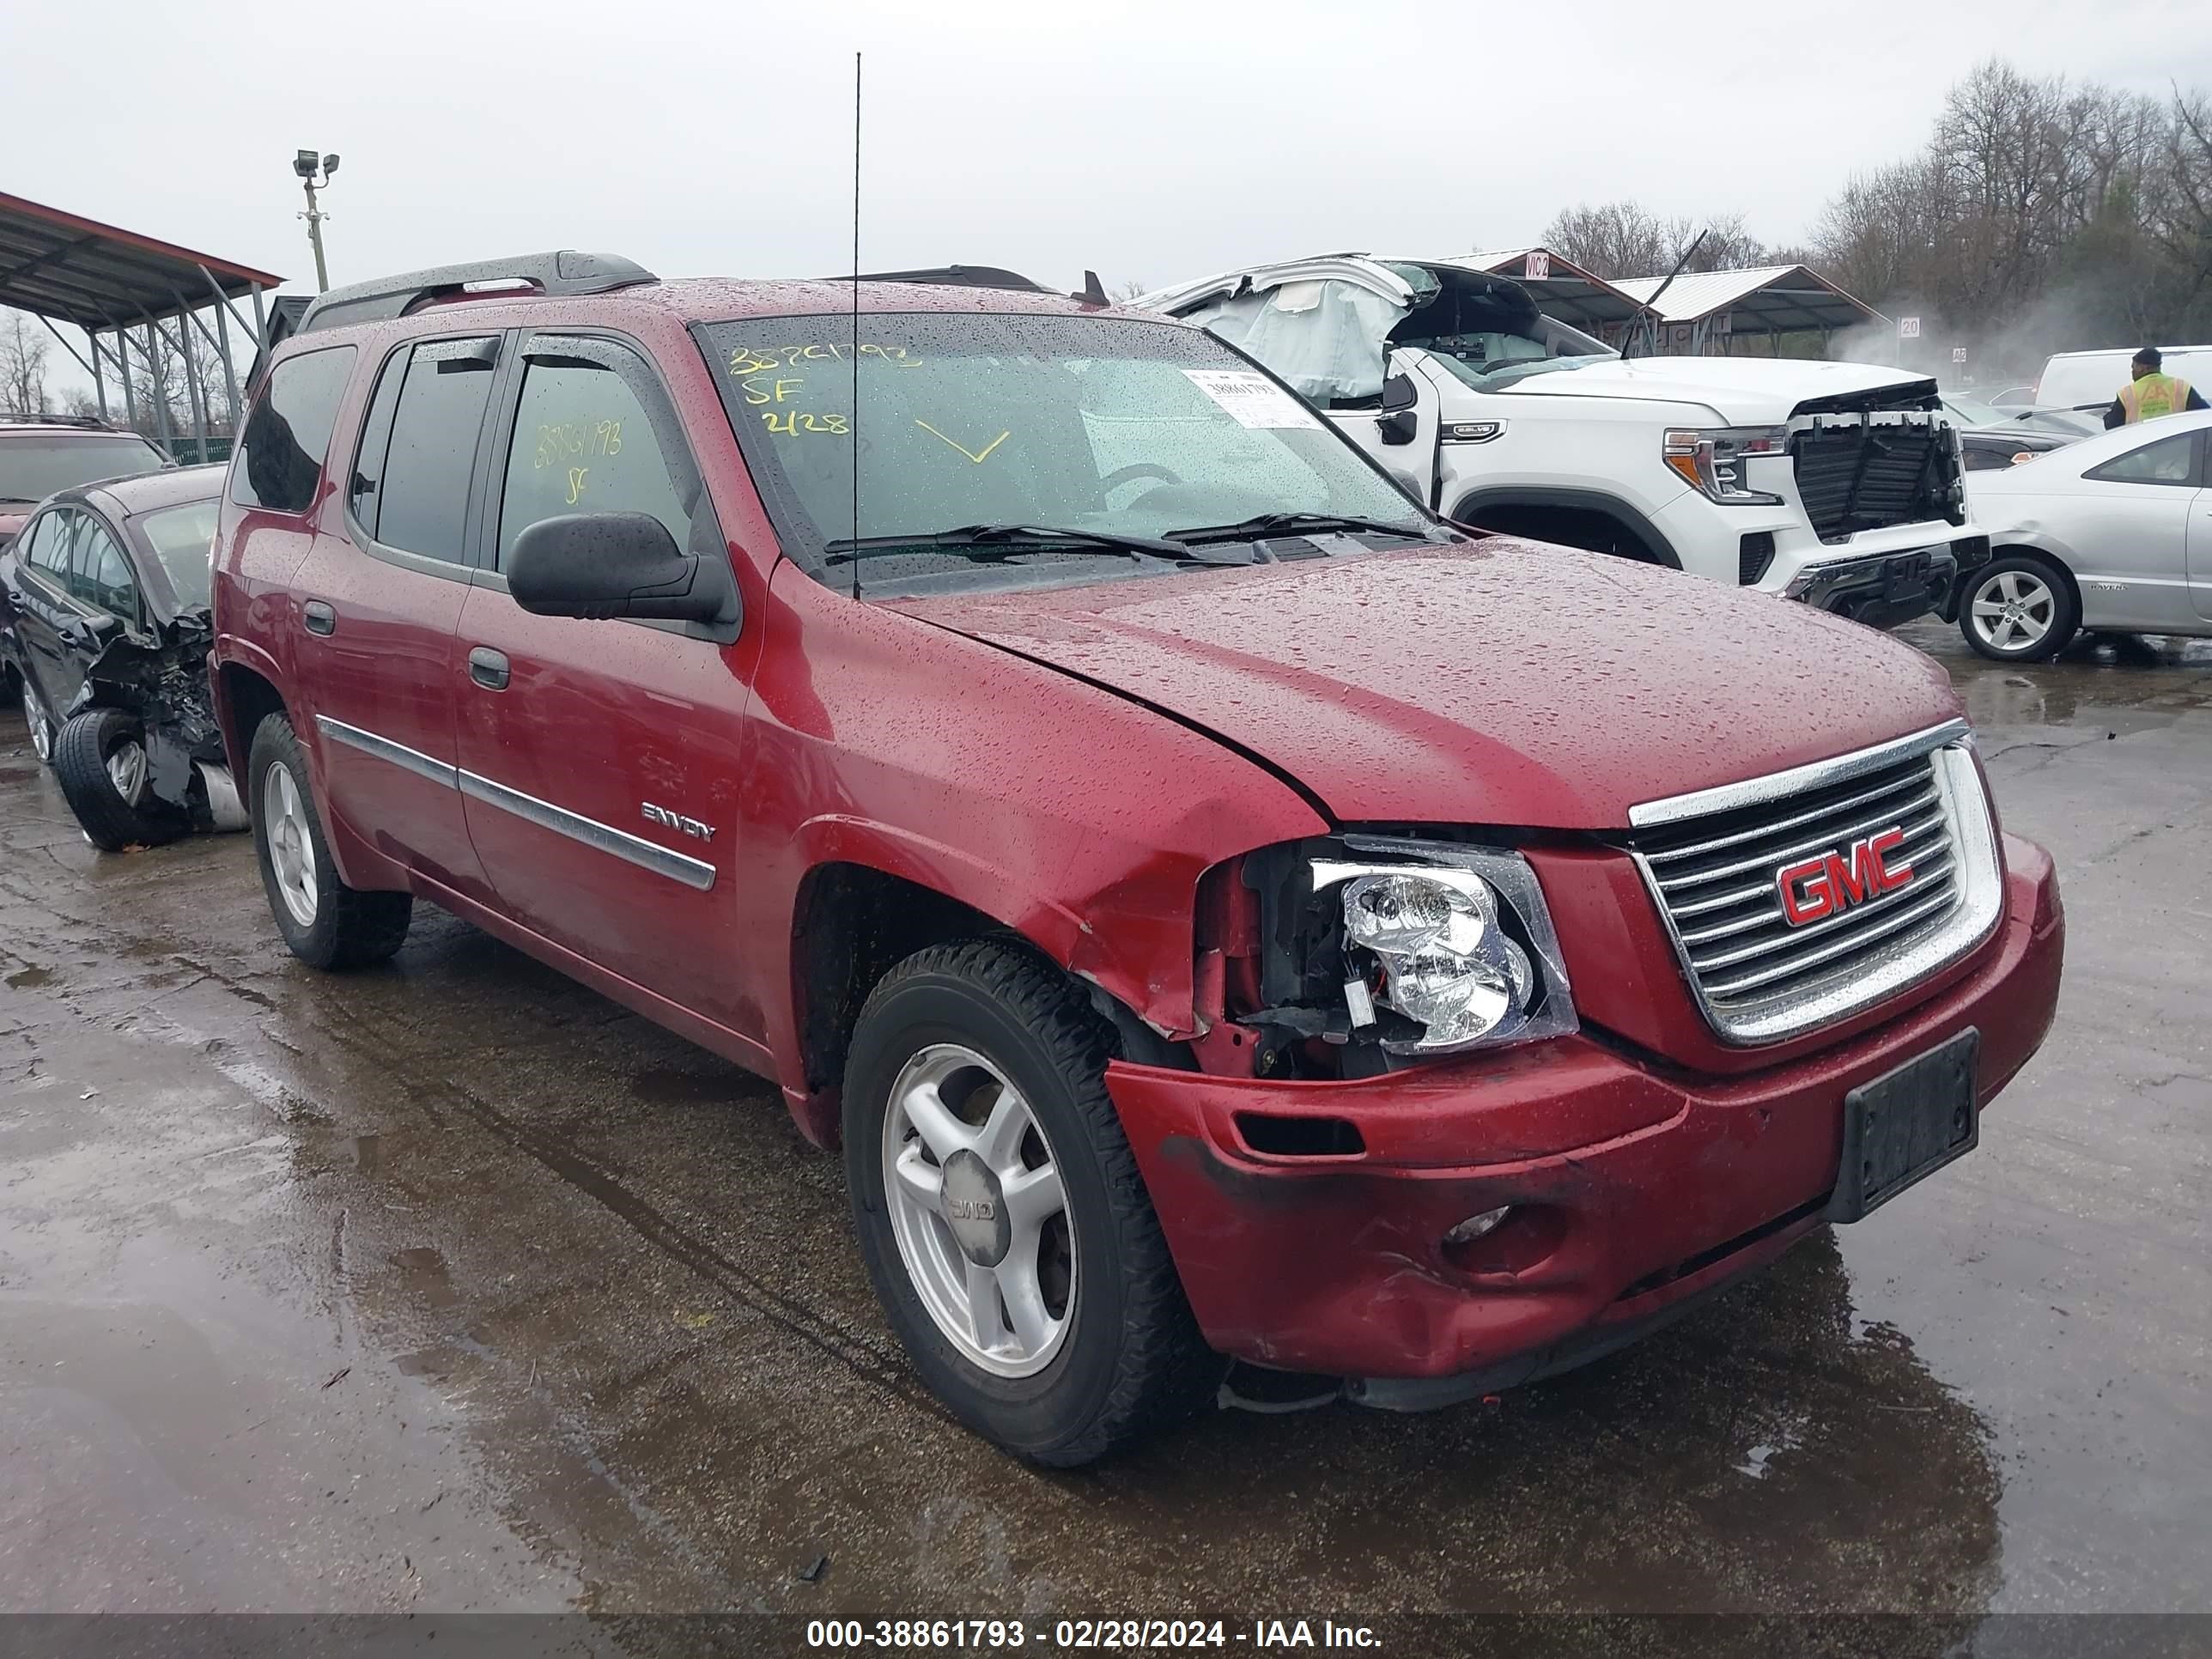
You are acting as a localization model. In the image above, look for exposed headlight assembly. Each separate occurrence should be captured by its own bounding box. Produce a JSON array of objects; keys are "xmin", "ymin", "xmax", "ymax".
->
[
  {"xmin": 1310, "ymin": 836, "xmax": 1577, "ymax": 1055},
  {"xmin": 1662, "ymin": 425, "xmax": 1788, "ymax": 505}
]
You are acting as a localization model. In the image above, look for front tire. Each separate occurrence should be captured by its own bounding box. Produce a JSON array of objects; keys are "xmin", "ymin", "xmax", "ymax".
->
[
  {"xmin": 843, "ymin": 939, "xmax": 1218, "ymax": 1465},
  {"xmin": 1961, "ymin": 553, "xmax": 2077, "ymax": 661},
  {"xmin": 248, "ymin": 712, "xmax": 412, "ymax": 969},
  {"xmin": 53, "ymin": 708, "xmax": 188, "ymax": 851}
]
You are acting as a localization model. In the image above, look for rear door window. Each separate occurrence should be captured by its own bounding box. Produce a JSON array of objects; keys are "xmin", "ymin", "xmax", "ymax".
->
[
  {"xmin": 231, "ymin": 344, "xmax": 358, "ymax": 514},
  {"xmin": 372, "ymin": 337, "xmax": 501, "ymax": 563},
  {"xmin": 495, "ymin": 336, "xmax": 700, "ymax": 566},
  {"xmin": 68, "ymin": 516, "xmax": 139, "ymax": 621}
]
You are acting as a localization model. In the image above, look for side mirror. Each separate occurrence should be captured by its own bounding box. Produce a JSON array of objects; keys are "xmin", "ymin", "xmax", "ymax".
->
[
  {"xmin": 1376, "ymin": 373, "xmax": 1419, "ymax": 446},
  {"xmin": 64, "ymin": 612, "xmax": 123, "ymax": 649},
  {"xmin": 507, "ymin": 512, "xmax": 724, "ymax": 623}
]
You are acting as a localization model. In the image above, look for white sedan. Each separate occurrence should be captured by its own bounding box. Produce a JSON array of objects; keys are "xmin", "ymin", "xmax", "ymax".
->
[{"xmin": 1958, "ymin": 408, "xmax": 2212, "ymax": 660}]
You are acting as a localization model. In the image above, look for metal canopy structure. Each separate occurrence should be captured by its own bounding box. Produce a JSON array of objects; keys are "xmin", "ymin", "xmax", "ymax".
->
[
  {"xmin": 1450, "ymin": 248, "xmax": 1647, "ymax": 332},
  {"xmin": 0, "ymin": 191, "xmax": 285, "ymax": 461},
  {"xmin": 1606, "ymin": 264, "xmax": 1883, "ymax": 356}
]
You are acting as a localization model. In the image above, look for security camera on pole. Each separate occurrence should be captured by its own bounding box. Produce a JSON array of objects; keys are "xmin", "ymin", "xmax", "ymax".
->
[{"xmin": 293, "ymin": 149, "xmax": 341, "ymax": 293}]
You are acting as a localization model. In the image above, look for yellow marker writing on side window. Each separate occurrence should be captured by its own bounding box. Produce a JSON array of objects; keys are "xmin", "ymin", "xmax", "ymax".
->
[
  {"xmin": 915, "ymin": 420, "xmax": 1010, "ymax": 465},
  {"xmin": 566, "ymin": 467, "xmax": 589, "ymax": 504}
]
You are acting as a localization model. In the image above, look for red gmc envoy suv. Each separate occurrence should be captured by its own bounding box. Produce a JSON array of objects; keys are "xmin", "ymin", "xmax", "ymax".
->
[{"xmin": 210, "ymin": 252, "xmax": 2065, "ymax": 1464}]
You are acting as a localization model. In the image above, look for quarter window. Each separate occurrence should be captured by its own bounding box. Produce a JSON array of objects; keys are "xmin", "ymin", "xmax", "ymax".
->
[
  {"xmin": 2087, "ymin": 432, "xmax": 2198, "ymax": 486},
  {"xmin": 19, "ymin": 509, "xmax": 70, "ymax": 577},
  {"xmin": 496, "ymin": 338, "xmax": 697, "ymax": 565},
  {"xmin": 374, "ymin": 337, "xmax": 501, "ymax": 562},
  {"xmin": 231, "ymin": 344, "xmax": 357, "ymax": 514}
]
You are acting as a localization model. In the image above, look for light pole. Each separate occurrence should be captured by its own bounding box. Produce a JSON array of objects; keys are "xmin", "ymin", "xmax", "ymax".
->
[{"xmin": 293, "ymin": 149, "xmax": 341, "ymax": 292}]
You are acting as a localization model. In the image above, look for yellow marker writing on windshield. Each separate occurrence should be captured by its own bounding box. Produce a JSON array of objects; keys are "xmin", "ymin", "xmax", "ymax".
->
[{"xmin": 915, "ymin": 420, "xmax": 1010, "ymax": 465}]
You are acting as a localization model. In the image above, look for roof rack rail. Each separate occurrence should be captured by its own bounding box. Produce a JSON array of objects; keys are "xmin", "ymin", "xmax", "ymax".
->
[
  {"xmin": 295, "ymin": 251, "xmax": 658, "ymax": 337},
  {"xmin": 0, "ymin": 412, "xmax": 120, "ymax": 431},
  {"xmin": 834, "ymin": 264, "xmax": 1051, "ymax": 294}
]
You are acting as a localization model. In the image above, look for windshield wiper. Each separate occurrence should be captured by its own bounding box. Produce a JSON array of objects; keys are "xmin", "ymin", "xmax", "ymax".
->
[
  {"xmin": 823, "ymin": 523, "xmax": 1249, "ymax": 566},
  {"xmin": 1167, "ymin": 512, "xmax": 1433, "ymax": 546}
]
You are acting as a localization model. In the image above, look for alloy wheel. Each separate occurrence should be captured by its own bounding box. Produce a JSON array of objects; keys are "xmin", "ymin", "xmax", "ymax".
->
[
  {"xmin": 263, "ymin": 762, "xmax": 319, "ymax": 927},
  {"xmin": 880, "ymin": 1042, "xmax": 1076, "ymax": 1377},
  {"xmin": 1970, "ymin": 568, "xmax": 2057, "ymax": 653},
  {"xmin": 106, "ymin": 738, "xmax": 148, "ymax": 805},
  {"xmin": 22, "ymin": 687, "xmax": 50, "ymax": 763}
]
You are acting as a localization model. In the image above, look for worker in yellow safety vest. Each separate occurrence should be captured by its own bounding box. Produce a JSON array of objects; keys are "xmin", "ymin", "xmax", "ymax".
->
[{"xmin": 2103, "ymin": 346, "xmax": 2207, "ymax": 428}]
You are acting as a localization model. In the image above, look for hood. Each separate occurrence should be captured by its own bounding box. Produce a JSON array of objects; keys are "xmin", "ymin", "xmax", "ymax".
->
[
  {"xmin": 0, "ymin": 507, "xmax": 27, "ymax": 547},
  {"xmin": 1493, "ymin": 356, "xmax": 1936, "ymax": 424},
  {"xmin": 893, "ymin": 540, "xmax": 1959, "ymax": 830}
]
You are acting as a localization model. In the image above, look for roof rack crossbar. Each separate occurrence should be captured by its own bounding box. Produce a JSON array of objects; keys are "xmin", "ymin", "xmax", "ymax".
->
[{"xmin": 295, "ymin": 250, "xmax": 658, "ymax": 337}]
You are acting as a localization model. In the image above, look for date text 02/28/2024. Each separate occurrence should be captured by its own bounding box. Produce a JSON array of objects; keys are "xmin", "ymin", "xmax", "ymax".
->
[{"xmin": 804, "ymin": 1619, "xmax": 1382, "ymax": 1650}]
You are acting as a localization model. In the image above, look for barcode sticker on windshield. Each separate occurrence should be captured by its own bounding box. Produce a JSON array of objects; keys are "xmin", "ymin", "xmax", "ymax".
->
[{"xmin": 1182, "ymin": 368, "xmax": 1322, "ymax": 430}]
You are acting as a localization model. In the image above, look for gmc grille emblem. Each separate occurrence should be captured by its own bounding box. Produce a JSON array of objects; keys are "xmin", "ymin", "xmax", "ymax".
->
[{"xmin": 1777, "ymin": 827, "xmax": 1914, "ymax": 927}]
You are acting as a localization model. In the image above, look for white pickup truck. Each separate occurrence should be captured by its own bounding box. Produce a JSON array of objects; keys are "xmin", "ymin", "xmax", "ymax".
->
[{"xmin": 1138, "ymin": 254, "xmax": 1988, "ymax": 628}]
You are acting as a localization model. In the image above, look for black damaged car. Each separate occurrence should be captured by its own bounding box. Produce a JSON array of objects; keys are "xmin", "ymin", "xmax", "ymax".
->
[{"xmin": 1, "ymin": 465, "xmax": 245, "ymax": 850}]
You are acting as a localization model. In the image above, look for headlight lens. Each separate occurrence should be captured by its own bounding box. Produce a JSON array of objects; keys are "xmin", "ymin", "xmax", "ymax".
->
[
  {"xmin": 1662, "ymin": 425, "xmax": 1788, "ymax": 505},
  {"xmin": 1310, "ymin": 839, "xmax": 1576, "ymax": 1055}
]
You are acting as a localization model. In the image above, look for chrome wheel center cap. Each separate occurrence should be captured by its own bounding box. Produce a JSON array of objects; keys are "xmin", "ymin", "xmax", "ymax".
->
[{"xmin": 939, "ymin": 1150, "xmax": 1010, "ymax": 1267}]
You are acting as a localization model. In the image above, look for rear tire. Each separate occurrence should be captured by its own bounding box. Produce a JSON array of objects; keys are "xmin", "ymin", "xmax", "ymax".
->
[
  {"xmin": 248, "ymin": 712, "xmax": 412, "ymax": 969},
  {"xmin": 53, "ymin": 708, "xmax": 187, "ymax": 852},
  {"xmin": 1960, "ymin": 553, "xmax": 2077, "ymax": 662},
  {"xmin": 843, "ymin": 939, "xmax": 1219, "ymax": 1465}
]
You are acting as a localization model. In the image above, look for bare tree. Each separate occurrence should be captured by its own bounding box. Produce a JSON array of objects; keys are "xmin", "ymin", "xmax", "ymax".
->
[
  {"xmin": 1676, "ymin": 213, "xmax": 1769, "ymax": 273},
  {"xmin": 1805, "ymin": 58, "xmax": 2212, "ymax": 372},
  {"xmin": 1541, "ymin": 202, "xmax": 1685, "ymax": 278},
  {"xmin": 0, "ymin": 309, "xmax": 52, "ymax": 415},
  {"xmin": 1543, "ymin": 202, "xmax": 1767, "ymax": 277},
  {"xmin": 112, "ymin": 324, "xmax": 238, "ymax": 441}
]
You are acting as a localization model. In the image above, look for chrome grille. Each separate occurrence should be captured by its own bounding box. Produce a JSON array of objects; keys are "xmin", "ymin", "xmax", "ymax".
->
[{"xmin": 1628, "ymin": 722, "xmax": 2003, "ymax": 1045}]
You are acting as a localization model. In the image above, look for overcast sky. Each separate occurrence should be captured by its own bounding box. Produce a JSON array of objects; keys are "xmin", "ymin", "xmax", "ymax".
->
[{"xmin": 8, "ymin": 0, "xmax": 2210, "ymax": 361}]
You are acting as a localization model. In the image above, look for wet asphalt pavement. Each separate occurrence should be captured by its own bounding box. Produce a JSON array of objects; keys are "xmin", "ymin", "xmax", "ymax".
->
[{"xmin": 1, "ymin": 622, "xmax": 2207, "ymax": 1638}]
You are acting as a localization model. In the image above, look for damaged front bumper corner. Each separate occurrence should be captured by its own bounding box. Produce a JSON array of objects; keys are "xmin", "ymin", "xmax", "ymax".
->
[
  {"xmin": 66, "ymin": 611, "xmax": 243, "ymax": 831},
  {"xmin": 1106, "ymin": 836, "xmax": 2062, "ymax": 1400},
  {"xmin": 1783, "ymin": 536, "xmax": 1990, "ymax": 630}
]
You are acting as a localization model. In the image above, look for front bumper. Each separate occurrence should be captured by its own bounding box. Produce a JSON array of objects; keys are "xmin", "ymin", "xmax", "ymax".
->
[
  {"xmin": 1782, "ymin": 535, "xmax": 1990, "ymax": 629},
  {"xmin": 1108, "ymin": 834, "xmax": 2062, "ymax": 1394}
]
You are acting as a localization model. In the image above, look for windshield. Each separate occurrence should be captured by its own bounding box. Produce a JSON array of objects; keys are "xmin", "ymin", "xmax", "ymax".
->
[
  {"xmin": 0, "ymin": 434, "xmax": 168, "ymax": 504},
  {"xmin": 699, "ymin": 313, "xmax": 1432, "ymax": 592},
  {"xmin": 134, "ymin": 498, "xmax": 218, "ymax": 610},
  {"xmin": 1943, "ymin": 395, "xmax": 2008, "ymax": 427}
]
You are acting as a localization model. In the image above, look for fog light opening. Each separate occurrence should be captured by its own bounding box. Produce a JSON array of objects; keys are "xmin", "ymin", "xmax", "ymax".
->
[{"xmin": 1443, "ymin": 1206, "xmax": 1513, "ymax": 1247}]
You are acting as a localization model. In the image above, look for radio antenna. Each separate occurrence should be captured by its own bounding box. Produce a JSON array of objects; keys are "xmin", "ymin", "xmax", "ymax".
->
[{"xmin": 849, "ymin": 50, "xmax": 862, "ymax": 601}]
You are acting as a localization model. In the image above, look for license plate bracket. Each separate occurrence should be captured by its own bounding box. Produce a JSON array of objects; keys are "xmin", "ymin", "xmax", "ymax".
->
[
  {"xmin": 1883, "ymin": 550, "xmax": 1934, "ymax": 599},
  {"xmin": 1825, "ymin": 1028, "xmax": 1980, "ymax": 1224}
]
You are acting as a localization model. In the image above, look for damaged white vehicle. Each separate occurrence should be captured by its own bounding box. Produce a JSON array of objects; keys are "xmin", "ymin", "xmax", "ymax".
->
[{"xmin": 1137, "ymin": 255, "xmax": 1989, "ymax": 628}]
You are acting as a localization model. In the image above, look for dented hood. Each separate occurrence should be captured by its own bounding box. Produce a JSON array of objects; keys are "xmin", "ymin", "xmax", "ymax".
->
[
  {"xmin": 896, "ymin": 540, "xmax": 1959, "ymax": 830},
  {"xmin": 1493, "ymin": 356, "xmax": 1938, "ymax": 425}
]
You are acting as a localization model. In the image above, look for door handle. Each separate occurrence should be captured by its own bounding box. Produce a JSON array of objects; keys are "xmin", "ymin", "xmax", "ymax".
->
[
  {"xmin": 302, "ymin": 600, "xmax": 336, "ymax": 636},
  {"xmin": 468, "ymin": 647, "xmax": 510, "ymax": 690}
]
